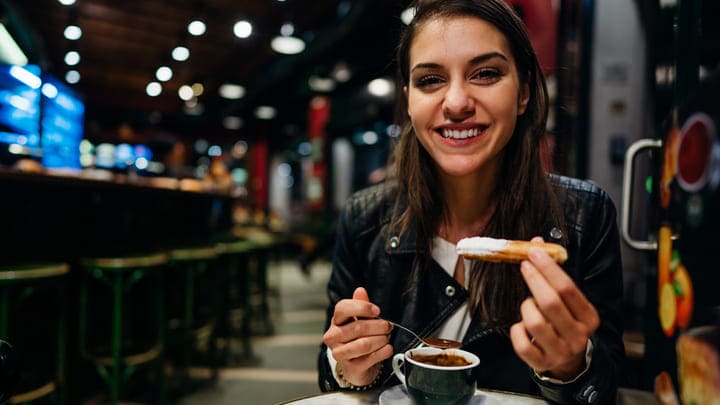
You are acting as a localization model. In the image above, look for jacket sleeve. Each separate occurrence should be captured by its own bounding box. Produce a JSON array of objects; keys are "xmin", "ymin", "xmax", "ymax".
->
[
  {"xmin": 317, "ymin": 202, "xmax": 363, "ymax": 392},
  {"xmin": 533, "ymin": 187, "xmax": 625, "ymax": 404}
]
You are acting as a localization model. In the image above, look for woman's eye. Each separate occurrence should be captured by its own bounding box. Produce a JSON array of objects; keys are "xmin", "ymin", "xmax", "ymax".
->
[
  {"xmin": 415, "ymin": 75, "xmax": 444, "ymax": 88},
  {"xmin": 473, "ymin": 69, "xmax": 502, "ymax": 82}
]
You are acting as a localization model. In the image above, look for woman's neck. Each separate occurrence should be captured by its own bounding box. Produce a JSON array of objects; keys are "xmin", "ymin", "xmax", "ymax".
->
[{"xmin": 437, "ymin": 171, "xmax": 497, "ymax": 244}]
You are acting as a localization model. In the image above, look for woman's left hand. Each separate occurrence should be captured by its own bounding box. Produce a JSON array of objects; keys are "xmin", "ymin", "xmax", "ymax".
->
[{"xmin": 509, "ymin": 237, "xmax": 600, "ymax": 381}]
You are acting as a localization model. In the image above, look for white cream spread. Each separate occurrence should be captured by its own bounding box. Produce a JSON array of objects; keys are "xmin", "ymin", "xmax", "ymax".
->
[{"xmin": 455, "ymin": 237, "xmax": 508, "ymax": 256}]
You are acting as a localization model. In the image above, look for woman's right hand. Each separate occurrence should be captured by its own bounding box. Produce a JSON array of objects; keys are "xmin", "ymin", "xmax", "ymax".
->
[{"xmin": 322, "ymin": 287, "xmax": 394, "ymax": 386}]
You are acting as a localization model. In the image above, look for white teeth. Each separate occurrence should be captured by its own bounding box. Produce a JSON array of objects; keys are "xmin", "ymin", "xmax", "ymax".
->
[{"xmin": 442, "ymin": 128, "xmax": 480, "ymax": 139}]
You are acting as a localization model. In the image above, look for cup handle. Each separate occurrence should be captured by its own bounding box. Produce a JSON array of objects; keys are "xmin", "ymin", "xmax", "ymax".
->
[{"xmin": 392, "ymin": 353, "xmax": 406, "ymax": 388}]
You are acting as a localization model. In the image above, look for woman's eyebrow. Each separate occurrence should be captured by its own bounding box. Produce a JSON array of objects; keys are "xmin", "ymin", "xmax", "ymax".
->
[
  {"xmin": 468, "ymin": 52, "xmax": 509, "ymax": 65},
  {"xmin": 410, "ymin": 62, "xmax": 442, "ymax": 73},
  {"xmin": 410, "ymin": 52, "xmax": 509, "ymax": 74}
]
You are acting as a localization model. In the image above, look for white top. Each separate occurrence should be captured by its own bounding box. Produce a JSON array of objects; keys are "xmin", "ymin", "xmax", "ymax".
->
[{"xmin": 430, "ymin": 236, "xmax": 472, "ymax": 342}]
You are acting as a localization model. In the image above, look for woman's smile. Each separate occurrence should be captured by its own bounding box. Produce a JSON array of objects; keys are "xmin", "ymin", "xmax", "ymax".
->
[{"xmin": 436, "ymin": 124, "xmax": 488, "ymax": 140}]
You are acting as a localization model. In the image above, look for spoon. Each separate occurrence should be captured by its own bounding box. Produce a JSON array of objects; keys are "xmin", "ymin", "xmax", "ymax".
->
[{"xmin": 383, "ymin": 319, "xmax": 462, "ymax": 349}]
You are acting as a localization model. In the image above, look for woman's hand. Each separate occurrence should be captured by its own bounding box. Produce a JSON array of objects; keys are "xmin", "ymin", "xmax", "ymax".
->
[
  {"xmin": 322, "ymin": 287, "xmax": 394, "ymax": 386},
  {"xmin": 510, "ymin": 237, "xmax": 600, "ymax": 381}
]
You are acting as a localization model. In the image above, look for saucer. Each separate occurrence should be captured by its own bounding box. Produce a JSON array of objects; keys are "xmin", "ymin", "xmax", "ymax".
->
[
  {"xmin": 378, "ymin": 385, "xmax": 548, "ymax": 404},
  {"xmin": 379, "ymin": 384, "xmax": 500, "ymax": 405}
]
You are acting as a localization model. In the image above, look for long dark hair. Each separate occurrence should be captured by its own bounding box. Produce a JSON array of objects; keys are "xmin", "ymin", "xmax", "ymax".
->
[{"xmin": 390, "ymin": 0, "xmax": 564, "ymax": 329}]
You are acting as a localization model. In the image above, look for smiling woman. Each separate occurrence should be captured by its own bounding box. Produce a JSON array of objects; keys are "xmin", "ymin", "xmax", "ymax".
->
[{"xmin": 318, "ymin": 0, "xmax": 624, "ymax": 403}]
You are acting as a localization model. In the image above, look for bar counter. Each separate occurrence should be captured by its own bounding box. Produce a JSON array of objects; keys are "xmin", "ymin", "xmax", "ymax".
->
[{"xmin": 0, "ymin": 168, "xmax": 234, "ymax": 263}]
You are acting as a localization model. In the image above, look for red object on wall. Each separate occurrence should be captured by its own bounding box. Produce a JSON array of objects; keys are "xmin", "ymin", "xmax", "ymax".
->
[
  {"xmin": 507, "ymin": 0, "xmax": 558, "ymax": 76},
  {"xmin": 250, "ymin": 139, "xmax": 268, "ymax": 211},
  {"xmin": 307, "ymin": 96, "xmax": 331, "ymax": 211}
]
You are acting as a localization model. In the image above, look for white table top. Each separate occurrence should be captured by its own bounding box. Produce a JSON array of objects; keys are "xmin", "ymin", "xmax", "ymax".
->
[{"xmin": 278, "ymin": 384, "xmax": 549, "ymax": 405}]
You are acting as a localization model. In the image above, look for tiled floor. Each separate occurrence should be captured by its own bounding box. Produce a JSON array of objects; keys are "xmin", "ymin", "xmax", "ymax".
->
[{"xmin": 179, "ymin": 259, "xmax": 331, "ymax": 405}]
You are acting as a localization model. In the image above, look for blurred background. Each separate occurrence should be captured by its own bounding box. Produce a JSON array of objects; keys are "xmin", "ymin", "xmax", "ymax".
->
[{"xmin": 0, "ymin": 0, "xmax": 718, "ymax": 404}]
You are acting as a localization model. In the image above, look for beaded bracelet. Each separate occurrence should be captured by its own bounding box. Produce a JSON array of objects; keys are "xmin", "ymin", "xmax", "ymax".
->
[{"xmin": 337, "ymin": 363, "xmax": 384, "ymax": 391}]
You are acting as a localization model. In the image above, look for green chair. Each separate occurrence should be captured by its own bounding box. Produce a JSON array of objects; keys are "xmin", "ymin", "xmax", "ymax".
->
[
  {"xmin": 79, "ymin": 253, "xmax": 167, "ymax": 405},
  {"xmin": 165, "ymin": 246, "xmax": 219, "ymax": 378},
  {"xmin": 0, "ymin": 262, "xmax": 69, "ymax": 405},
  {"xmin": 214, "ymin": 239, "xmax": 258, "ymax": 365}
]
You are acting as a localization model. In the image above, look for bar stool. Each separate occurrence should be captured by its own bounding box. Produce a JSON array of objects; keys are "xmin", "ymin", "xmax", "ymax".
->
[
  {"xmin": 214, "ymin": 239, "xmax": 258, "ymax": 365},
  {"xmin": 231, "ymin": 226, "xmax": 278, "ymax": 335},
  {"xmin": 246, "ymin": 235, "xmax": 277, "ymax": 336},
  {"xmin": 165, "ymin": 246, "xmax": 219, "ymax": 379},
  {"xmin": 79, "ymin": 253, "xmax": 167, "ymax": 405},
  {"xmin": 0, "ymin": 262, "xmax": 69, "ymax": 405}
]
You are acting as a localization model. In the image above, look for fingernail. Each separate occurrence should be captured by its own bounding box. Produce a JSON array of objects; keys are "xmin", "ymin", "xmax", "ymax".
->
[{"xmin": 371, "ymin": 306, "xmax": 380, "ymax": 316}]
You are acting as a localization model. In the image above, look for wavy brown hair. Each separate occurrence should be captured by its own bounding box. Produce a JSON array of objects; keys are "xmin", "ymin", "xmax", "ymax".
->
[{"xmin": 390, "ymin": 0, "xmax": 564, "ymax": 329}]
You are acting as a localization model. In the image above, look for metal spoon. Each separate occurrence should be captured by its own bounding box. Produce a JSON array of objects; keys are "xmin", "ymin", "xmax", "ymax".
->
[{"xmin": 383, "ymin": 319, "xmax": 462, "ymax": 349}]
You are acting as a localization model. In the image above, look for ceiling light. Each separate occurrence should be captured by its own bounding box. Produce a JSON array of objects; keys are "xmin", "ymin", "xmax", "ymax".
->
[
  {"xmin": 223, "ymin": 116, "xmax": 244, "ymax": 130},
  {"xmin": 64, "ymin": 50, "xmax": 80, "ymax": 66},
  {"xmin": 308, "ymin": 75, "xmax": 335, "ymax": 92},
  {"xmin": 58, "ymin": 0, "xmax": 76, "ymax": 5},
  {"xmin": 362, "ymin": 131, "xmax": 379, "ymax": 145},
  {"xmin": 368, "ymin": 78, "xmax": 393, "ymax": 97},
  {"xmin": 146, "ymin": 82, "xmax": 162, "ymax": 97},
  {"xmin": 42, "ymin": 83, "xmax": 58, "ymax": 98},
  {"xmin": 191, "ymin": 82, "xmax": 204, "ymax": 96},
  {"xmin": 280, "ymin": 23, "xmax": 294, "ymax": 36},
  {"xmin": 208, "ymin": 145, "xmax": 222, "ymax": 156},
  {"xmin": 63, "ymin": 25, "xmax": 82, "ymax": 40},
  {"xmin": 332, "ymin": 62, "xmax": 351, "ymax": 82},
  {"xmin": 155, "ymin": 66, "xmax": 173, "ymax": 82},
  {"xmin": 194, "ymin": 139, "xmax": 209, "ymax": 154},
  {"xmin": 65, "ymin": 70, "xmax": 80, "ymax": 84},
  {"xmin": 233, "ymin": 21, "xmax": 253, "ymax": 39},
  {"xmin": 184, "ymin": 102, "xmax": 205, "ymax": 115},
  {"xmin": 178, "ymin": 85, "xmax": 194, "ymax": 101},
  {"xmin": 401, "ymin": 7, "xmax": 417, "ymax": 25},
  {"xmin": 254, "ymin": 105, "xmax": 277, "ymax": 120},
  {"xmin": 0, "ymin": 23, "xmax": 28, "ymax": 65},
  {"xmin": 172, "ymin": 46, "xmax": 189, "ymax": 61},
  {"xmin": 188, "ymin": 20, "xmax": 206, "ymax": 36},
  {"xmin": 9, "ymin": 66, "xmax": 41, "ymax": 88},
  {"xmin": 232, "ymin": 141, "xmax": 248, "ymax": 159},
  {"xmin": 218, "ymin": 83, "xmax": 245, "ymax": 99},
  {"xmin": 270, "ymin": 36, "xmax": 305, "ymax": 55}
]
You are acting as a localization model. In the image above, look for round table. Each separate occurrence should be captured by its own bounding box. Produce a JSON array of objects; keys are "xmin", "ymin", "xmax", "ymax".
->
[{"xmin": 277, "ymin": 384, "xmax": 549, "ymax": 404}]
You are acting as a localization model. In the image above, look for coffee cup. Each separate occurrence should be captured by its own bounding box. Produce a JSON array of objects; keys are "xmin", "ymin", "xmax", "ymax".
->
[{"xmin": 391, "ymin": 346, "xmax": 480, "ymax": 405}]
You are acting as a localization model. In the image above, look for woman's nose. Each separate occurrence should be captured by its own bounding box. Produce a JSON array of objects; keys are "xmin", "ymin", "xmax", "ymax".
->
[{"xmin": 443, "ymin": 82, "xmax": 474, "ymax": 119}]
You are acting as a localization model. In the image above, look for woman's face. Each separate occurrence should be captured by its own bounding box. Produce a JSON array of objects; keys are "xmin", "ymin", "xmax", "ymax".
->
[{"xmin": 406, "ymin": 16, "xmax": 529, "ymax": 179}]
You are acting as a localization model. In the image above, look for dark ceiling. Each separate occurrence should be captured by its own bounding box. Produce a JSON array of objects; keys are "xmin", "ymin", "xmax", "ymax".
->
[{"xmin": 6, "ymin": 0, "xmax": 410, "ymax": 145}]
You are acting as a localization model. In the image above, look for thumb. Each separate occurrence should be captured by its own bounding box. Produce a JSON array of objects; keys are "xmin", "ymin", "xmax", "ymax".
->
[{"xmin": 352, "ymin": 287, "xmax": 370, "ymax": 302}]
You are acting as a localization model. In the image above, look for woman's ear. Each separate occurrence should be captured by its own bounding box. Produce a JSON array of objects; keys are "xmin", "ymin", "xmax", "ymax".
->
[{"xmin": 517, "ymin": 82, "xmax": 530, "ymax": 116}]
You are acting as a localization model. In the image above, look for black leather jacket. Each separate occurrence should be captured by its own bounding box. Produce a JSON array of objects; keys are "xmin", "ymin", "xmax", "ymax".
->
[{"xmin": 318, "ymin": 175, "xmax": 624, "ymax": 404}]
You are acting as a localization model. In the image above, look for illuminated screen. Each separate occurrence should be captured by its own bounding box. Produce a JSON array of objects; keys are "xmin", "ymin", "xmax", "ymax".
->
[
  {"xmin": 40, "ymin": 74, "xmax": 85, "ymax": 169},
  {"xmin": 0, "ymin": 64, "xmax": 41, "ymax": 150}
]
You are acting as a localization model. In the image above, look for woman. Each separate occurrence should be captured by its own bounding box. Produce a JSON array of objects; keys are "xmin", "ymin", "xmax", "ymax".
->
[{"xmin": 318, "ymin": 0, "xmax": 624, "ymax": 403}]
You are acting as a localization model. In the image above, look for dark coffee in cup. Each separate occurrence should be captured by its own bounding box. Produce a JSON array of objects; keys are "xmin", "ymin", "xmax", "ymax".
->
[{"xmin": 410, "ymin": 352, "xmax": 472, "ymax": 367}]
